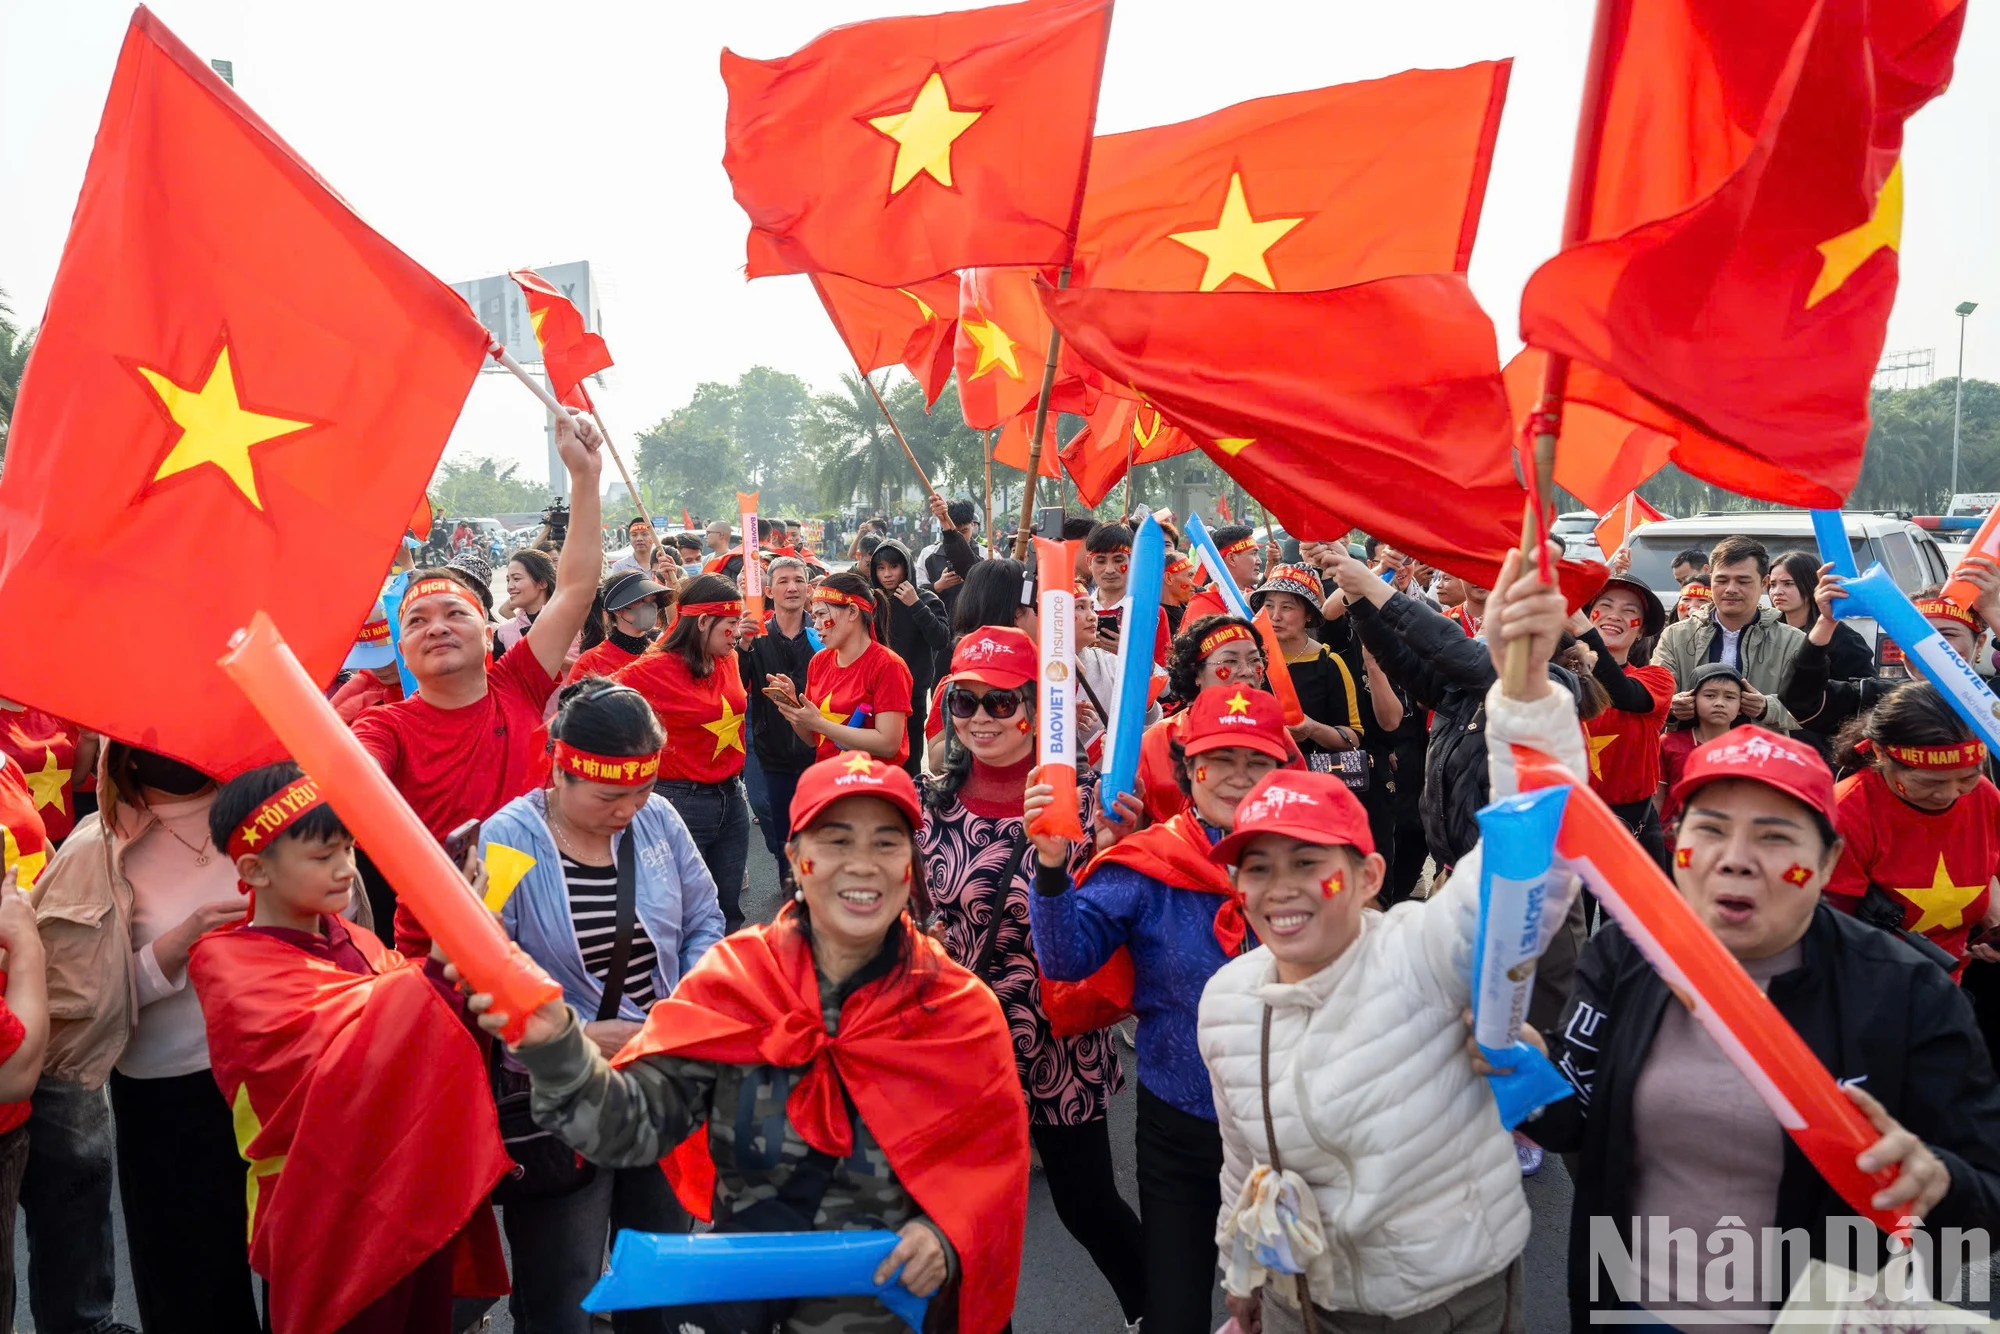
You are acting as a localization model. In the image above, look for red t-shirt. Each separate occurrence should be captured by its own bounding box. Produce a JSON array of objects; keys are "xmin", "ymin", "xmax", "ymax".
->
[
  {"xmin": 329, "ymin": 673, "xmax": 404, "ymax": 726},
  {"xmin": 1657, "ymin": 728, "xmax": 1697, "ymax": 828},
  {"xmin": 1828, "ymin": 767, "xmax": 2000, "ymax": 971},
  {"xmin": 351, "ymin": 647, "xmax": 558, "ymax": 954},
  {"xmin": 0, "ymin": 981, "xmax": 27, "ymax": 1135},
  {"xmin": 1136, "ymin": 714, "xmax": 1191, "ymax": 825},
  {"xmin": 1581, "ymin": 663, "xmax": 1674, "ymax": 806},
  {"xmin": 1182, "ymin": 585, "xmax": 1232, "ymax": 629},
  {"xmin": 804, "ymin": 640, "xmax": 915, "ymax": 765},
  {"xmin": 0, "ymin": 756, "xmax": 49, "ymax": 894},
  {"xmin": 569, "ymin": 639, "xmax": 642, "ymax": 685},
  {"xmin": 613, "ymin": 648, "xmax": 749, "ymax": 784},
  {"xmin": 0, "ymin": 707, "xmax": 79, "ymax": 843}
]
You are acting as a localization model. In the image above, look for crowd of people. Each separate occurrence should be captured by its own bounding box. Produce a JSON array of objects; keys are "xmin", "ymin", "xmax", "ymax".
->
[{"xmin": 1, "ymin": 409, "xmax": 1998, "ymax": 1334}]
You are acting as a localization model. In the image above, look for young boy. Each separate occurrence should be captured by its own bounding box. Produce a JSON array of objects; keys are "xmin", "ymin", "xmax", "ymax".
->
[
  {"xmin": 1657, "ymin": 661, "xmax": 1746, "ymax": 835},
  {"xmin": 188, "ymin": 762, "xmax": 509, "ymax": 1334}
]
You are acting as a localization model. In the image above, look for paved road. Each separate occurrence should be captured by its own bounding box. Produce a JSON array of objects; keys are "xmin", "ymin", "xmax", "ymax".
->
[{"xmin": 20, "ymin": 820, "xmax": 1581, "ymax": 1333}]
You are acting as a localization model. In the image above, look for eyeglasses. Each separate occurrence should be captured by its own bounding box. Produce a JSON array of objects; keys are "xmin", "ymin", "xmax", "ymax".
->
[{"xmin": 946, "ymin": 686, "xmax": 1027, "ymax": 720}]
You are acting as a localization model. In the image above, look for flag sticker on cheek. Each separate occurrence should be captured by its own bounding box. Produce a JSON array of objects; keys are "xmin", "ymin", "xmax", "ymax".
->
[
  {"xmin": 1674, "ymin": 846, "xmax": 1693, "ymax": 869},
  {"xmin": 1321, "ymin": 869, "xmax": 1344, "ymax": 899},
  {"xmin": 1214, "ymin": 666, "xmax": 1232, "ymax": 681},
  {"xmin": 1781, "ymin": 863, "xmax": 1814, "ymax": 887},
  {"xmin": 1195, "ymin": 765, "xmax": 1208, "ymax": 783},
  {"xmin": 1016, "ymin": 718, "xmax": 1032, "ymax": 734}
]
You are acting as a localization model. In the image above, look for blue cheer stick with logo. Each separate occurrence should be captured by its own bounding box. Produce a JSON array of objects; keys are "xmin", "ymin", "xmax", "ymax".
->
[
  {"xmin": 1185, "ymin": 514, "xmax": 1254, "ymax": 620},
  {"xmin": 1101, "ymin": 514, "xmax": 1166, "ymax": 810},
  {"xmin": 583, "ymin": 1230, "xmax": 927, "ymax": 1332}
]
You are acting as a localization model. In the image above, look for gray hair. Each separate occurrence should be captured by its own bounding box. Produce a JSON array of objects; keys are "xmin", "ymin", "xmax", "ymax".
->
[{"xmin": 768, "ymin": 556, "xmax": 810, "ymax": 579}]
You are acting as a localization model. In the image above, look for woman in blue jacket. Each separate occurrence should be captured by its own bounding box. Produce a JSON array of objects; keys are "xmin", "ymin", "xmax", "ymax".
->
[{"xmin": 484, "ymin": 679, "xmax": 727, "ymax": 1334}]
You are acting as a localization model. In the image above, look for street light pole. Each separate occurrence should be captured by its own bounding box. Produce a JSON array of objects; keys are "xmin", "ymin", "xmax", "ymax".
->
[{"xmin": 1953, "ymin": 300, "xmax": 1978, "ymax": 501}]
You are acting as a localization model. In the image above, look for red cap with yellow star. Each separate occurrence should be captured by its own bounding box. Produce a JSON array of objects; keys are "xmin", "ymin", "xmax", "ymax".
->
[
  {"xmin": 788, "ymin": 752, "xmax": 922, "ymax": 836},
  {"xmin": 1182, "ymin": 685, "xmax": 1290, "ymax": 762}
]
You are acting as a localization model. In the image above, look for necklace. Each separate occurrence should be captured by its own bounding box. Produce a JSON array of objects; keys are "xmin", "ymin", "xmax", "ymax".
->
[
  {"xmin": 546, "ymin": 802, "xmax": 610, "ymax": 864},
  {"xmin": 152, "ymin": 814, "xmax": 213, "ymax": 866}
]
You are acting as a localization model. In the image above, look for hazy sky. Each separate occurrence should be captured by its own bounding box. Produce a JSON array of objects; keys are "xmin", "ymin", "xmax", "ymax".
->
[{"xmin": 3, "ymin": 1, "xmax": 1993, "ymax": 492}]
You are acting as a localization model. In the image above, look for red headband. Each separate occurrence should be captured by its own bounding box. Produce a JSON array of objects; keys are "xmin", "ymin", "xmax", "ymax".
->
[
  {"xmin": 226, "ymin": 776, "xmax": 326, "ymax": 861},
  {"xmin": 552, "ymin": 741, "xmax": 661, "ymax": 786},
  {"xmin": 679, "ymin": 600, "xmax": 744, "ymax": 618},
  {"xmin": 1198, "ymin": 623, "xmax": 1256, "ymax": 657},
  {"xmin": 1680, "ymin": 584, "xmax": 1712, "ymax": 601},
  {"xmin": 1093, "ymin": 544, "xmax": 1132, "ymax": 557},
  {"xmin": 812, "ymin": 587, "xmax": 874, "ymax": 613},
  {"xmin": 355, "ymin": 618, "xmax": 390, "ymax": 646},
  {"xmin": 1870, "ymin": 738, "xmax": 1989, "ymax": 770},
  {"xmin": 1916, "ymin": 597, "xmax": 1977, "ymax": 631},
  {"xmin": 1220, "ymin": 537, "xmax": 1256, "ymax": 559},
  {"xmin": 404, "ymin": 577, "xmax": 483, "ymax": 617}
]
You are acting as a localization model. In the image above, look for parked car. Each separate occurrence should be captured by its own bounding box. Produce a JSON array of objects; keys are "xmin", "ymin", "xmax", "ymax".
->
[
  {"xmin": 1627, "ymin": 511, "xmax": 1955, "ymax": 671},
  {"xmin": 1552, "ymin": 510, "xmax": 1600, "ymax": 554}
]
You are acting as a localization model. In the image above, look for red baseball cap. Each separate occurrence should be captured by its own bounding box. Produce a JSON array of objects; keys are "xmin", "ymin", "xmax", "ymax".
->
[
  {"xmin": 1667, "ymin": 725, "xmax": 1837, "ymax": 829},
  {"xmin": 788, "ymin": 752, "xmax": 923, "ymax": 835},
  {"xmin": 1210, "ymin": 771, "xmax": 1377, "ymax": 866},
  {"xmin": 1182, "ymin": 685, "xmax": 1290, "ymax": 761},
  {"xmin": 940, "ymin": 626, "xmax": 1036, "ymax": 691}
]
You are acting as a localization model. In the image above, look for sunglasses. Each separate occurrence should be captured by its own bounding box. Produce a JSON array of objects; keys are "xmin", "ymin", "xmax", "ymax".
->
[{"xmin": 946, "ymin": 686, "xmax": 1028, "ymax": 720}]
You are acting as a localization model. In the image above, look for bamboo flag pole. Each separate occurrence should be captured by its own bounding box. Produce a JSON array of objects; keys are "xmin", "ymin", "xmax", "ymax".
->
[
  {"xmin": 489, "ymin": 343, "xmax": 652, "ymax": 531},
  {"xmin": 857, "ymin": 367, "xmax": 941, "ymax": 505},
  {"xmin": 1014, "ymin": 267, "xmax": 1072, "ymax": 558},
  {"xmin": 1124, "ymin": 424, "xmax": 1136, "ymax": 519},
  {"xmin": 585, "ymin": 405, "xmax": 653, "ymax": 535},
  {"xmin": 983, "ymin": 426, "xmax": 996, "ymax": 559},
  {"xmin": 1501, "ymin": 0, "xmax": 1616, "ymax": 697}
]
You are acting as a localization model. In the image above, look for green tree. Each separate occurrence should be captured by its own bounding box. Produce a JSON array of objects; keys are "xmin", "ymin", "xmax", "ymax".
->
[
  {"xmin": 428, "ymin": 455, "xmax": 553, "ymax": 516},
  {"xmin": 809, "ymin": 371, "xmax": 943, "ymax": 515},
  {"xmin": 636, "ymin": 410, "xmax": 742, "ymax": 519},
  {"xmin": 732, "ymin": 366, "xmax": 813, "ymax": 489},
  {"xmin": 0, "ymin": 288, "xmax": 37, "ymax": 464}
]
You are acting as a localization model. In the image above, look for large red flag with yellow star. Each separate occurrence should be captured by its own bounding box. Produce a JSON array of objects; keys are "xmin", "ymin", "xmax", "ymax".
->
[
  {"xmin": 1060, "ymin": 394, "xmax": 1195, "ymax": 508},
  {"xmin": 721, "ymin": 0, "xmax": 1114, "ymax": 286},
  {"xmin": 955, "ymin": 267, "xmax": 1096, "ymax": 431},
  {"xmin": 0, "ymin": 8, "xmax": 489, "ymax": 779},
  {"xmin": 811, "ymin": 273, "xmax": 960, "ymax": 407},
  {"xmin": 510, "ymin": 268, "xmax": 610, "ymax": 411},
  {"xmin": 1518, "ymin": 0, "xmax": 1964, "ymax": 508},
  {"xmin": 1072, "ymin": 62, "xmax": 1509, "ymax": 293}
]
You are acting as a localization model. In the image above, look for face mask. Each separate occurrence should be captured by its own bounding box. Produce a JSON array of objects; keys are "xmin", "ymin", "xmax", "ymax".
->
[
  {"xmin": 624, "ymin": 603, "xmax": 661, "ymax": 633},
  {"xmin": 129, "ymin": 750, "xmax": 210, "ymax": 796}
]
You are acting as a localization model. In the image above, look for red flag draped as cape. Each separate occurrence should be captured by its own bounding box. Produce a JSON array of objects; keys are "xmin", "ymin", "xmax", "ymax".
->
[
  {"xmin": 188, "ymin": 925, "xmax": 509, "ymax": 1334},
  {"xmin": 614, "ymin": 916, "xmax": 1027, "ymax": 1334},
  {"xmin": 1081, "ymin": 811, "xmax": 1247, "ymax": 952}
]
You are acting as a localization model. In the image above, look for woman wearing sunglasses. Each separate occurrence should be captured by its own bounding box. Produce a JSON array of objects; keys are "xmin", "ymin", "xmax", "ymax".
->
[
  {"xmin": 1031, "ymin": 685, "xmax": 1301, "ymax": 1334},
  {"xmin": 918, "ymin": 628, "xmax": 1145, "ymax": 1327},
  {"xmin": 766, "ymin": 571, "xmax": 914, "ymax": 769}
]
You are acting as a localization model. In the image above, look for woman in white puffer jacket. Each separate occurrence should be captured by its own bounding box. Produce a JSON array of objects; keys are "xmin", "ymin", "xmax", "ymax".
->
[{"xmin": 1196, "ymin": 547, "xmax": 1584, "ymax": 1334}]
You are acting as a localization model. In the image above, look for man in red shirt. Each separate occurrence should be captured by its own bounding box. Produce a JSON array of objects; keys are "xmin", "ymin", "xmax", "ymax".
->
[
  {"xmin": 1182, "ymin": 525, "xmax": 1261, "ymax": 626},
  {"xmin": 353, "ymin": 411, "xmax": 604, "ymax": 954}
]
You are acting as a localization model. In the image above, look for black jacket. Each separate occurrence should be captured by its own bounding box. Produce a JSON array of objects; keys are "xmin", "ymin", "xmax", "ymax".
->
[
  {"xmin": 1532, "ymin": 905, "xmax": 2000, "ymax": 1327},
  {"xmin": 865, "ymin": 540, "xmax": 950, "ymax": 709},
  {"xmin": 1350, "ymin": 590, "xmax": 1577, "ymax": 867},
  {"xmin": 919, "ymin": 528, "xmax": 980, "ymax": 627},
  {"xmin": 741, "ymin": 614, "xmax": 819, "ymax": 775}
]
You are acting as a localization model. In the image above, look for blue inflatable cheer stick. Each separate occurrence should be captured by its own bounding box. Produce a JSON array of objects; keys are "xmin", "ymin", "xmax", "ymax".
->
[
  {"xmin": 1102, "ymin": 514, "xmax": 1166, "ymax": 811},
  {"xmin": 583, "ymin": 1230, "xmax": 929, "ymax": 1332},
  {"xmin": 1184, "ymin": 515, "xmax": 1253, "ymax": 620},
  {"xmin": 1470, "ymin": 786, "xmax": 1579, "ymax": 1129}
]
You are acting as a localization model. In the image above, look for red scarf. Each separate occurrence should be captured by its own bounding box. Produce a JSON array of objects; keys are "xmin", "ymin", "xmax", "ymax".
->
[
  {"xmin": 1081, "ymin": 811, "xmax": 1248, "ymax": 953},
  {"xmin": 616, "ymin": 915, "xmax": 1027, "ymax": 1334}
]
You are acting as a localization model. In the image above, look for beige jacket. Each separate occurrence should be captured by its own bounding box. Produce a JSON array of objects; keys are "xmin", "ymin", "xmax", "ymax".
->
[{"xmin": 29, "ymin": 805, "xmax": 148, "ymax": 1089}]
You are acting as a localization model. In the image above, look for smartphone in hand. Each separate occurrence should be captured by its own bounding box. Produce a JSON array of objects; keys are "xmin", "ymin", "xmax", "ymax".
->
[{"xmin": 442, "ymin": 819, "xmax": 481, "ymax": 868}]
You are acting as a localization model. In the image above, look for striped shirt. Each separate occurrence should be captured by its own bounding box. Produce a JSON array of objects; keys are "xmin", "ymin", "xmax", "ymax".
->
[{"xmin": 562, "ymin": 853, "xmax": 658, "ymax": 1010}]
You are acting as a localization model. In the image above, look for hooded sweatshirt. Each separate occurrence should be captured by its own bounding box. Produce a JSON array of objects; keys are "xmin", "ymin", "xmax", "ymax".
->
[{"xmin": 866, "ymin": 539, "xmax": 950, "ymax": 718}]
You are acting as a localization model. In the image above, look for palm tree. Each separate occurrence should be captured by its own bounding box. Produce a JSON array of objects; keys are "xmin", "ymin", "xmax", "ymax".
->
[
  {"xmin": 809, "ymin": 371, "xmax": 939, "ymax": 515},
  {"xmin": 0, "ymin": 288, "xmax": 36, "ymax": 461}
]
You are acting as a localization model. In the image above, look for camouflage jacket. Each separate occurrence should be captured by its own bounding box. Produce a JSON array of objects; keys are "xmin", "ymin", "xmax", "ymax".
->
[{"xmin": 517, "ymin": 963, "xmax": 960, "ymax": 1334}]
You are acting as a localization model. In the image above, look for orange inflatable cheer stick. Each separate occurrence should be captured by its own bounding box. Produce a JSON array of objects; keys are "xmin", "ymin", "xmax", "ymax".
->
[
  {"xmin": 738, "ymin": 491, "xmax": 764, "ymax": 630},
  {"xmin": 1512, "ymin": 746, "xmax": 1901, "ymax": 1232},
  {"xmin": 220, "ymin": 612, "xmax": 560, "ymax": 1043},
  {"xmin": 1252, "ymin": 610, "xmax": 1305, "ymax": 726},
  {"xmin": 1944, "ymin": 504, "xmax": 2000, "ymax": 614}
]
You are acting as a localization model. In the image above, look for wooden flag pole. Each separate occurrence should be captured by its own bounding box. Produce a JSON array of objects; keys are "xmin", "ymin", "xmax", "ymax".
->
[
  {"xmin": 1501, "ymin": 0, "xmax": 1616, "ymax": 697},
  {"xmin": 1124, "ymin": 426, "xmax": 1136, "ymax": 520},
  {"xmin": 489, "ymin": 342, "xmax": 653, "ymax": 533},
  {"xmin": 983, "ymin": 426, "xmax": 996, "ymax": 559},
  {"xmin": 857, "ymin": 366, "xmax": 940, "ymax": 505},
  {"xmin": 1014, "ymin": 266, "xmax": 1071, "ymax": 558},
  {"xmin": 586, "ymin": 406, "xmax": 654, "ymax": 536}
]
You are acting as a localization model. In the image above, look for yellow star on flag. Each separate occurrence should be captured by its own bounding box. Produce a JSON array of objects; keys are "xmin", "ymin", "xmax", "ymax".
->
[
  {"xmin": 899, "ymin": 287, "xmax": 939, "ymax": 323},
  {"xmin": 2, "ymin": 827, "xmax": 46, "ymax": 890},
  {"xmin": 1167, "ymin": 172, "xmax": 1307, "ymax": 293},
  {"xmin": 1587, "ymin": 733, "xmax": 1617, "ymax": 780},
  {"xmin": 818, "ymin": 693, "xmax": 846, "ymax": 729},
  {"xmin": 703, "ymin": 694, "xmax": 747, "ymax": 758},
  {"xmin": 962, "ymin": 316, "xmax": 1020, "ymax": 379},
  {"xmin": 1895, "ymin": 852, "xmax": 1985, "ymax": 935},
  {"xmin": 843, "ymin": 751, "xmax": 876, "ymax": 775},
  {"xmin": 1225, "ymin": 690, "xmax": 1251, "ymax": 715},
  {"xmin": 24, "ymin": 749, "xmax": 70, "ymax": 815},
  {"xmin": 1806, "ymin": 161, "xmax": 1903, "ymax": 309},
  {"xmin": 231, "ymin": 1083, "xmax": 288, "ymax": 1235},
  {"xmin": 868, "ymin": 72, "xmax": 984, "ymax": 195},
  {"xmin": 1216, "ymin": 438, "xmax": 1255, "ymax": 456},
  {"xmin": 137, "ymin": 342, "xmax": 315, "ymax": 510}
]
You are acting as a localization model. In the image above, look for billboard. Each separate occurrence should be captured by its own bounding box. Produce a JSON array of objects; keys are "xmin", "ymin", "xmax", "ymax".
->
[{"xmin": 448, "ymin": 261, "xmax": 600, "ymax": 372}]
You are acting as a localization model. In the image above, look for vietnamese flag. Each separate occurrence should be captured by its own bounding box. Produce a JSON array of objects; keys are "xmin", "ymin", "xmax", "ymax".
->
[
  {"xmin": 721, "ymin": 0, "xmax": 1114, "ymax": 286},
  {"xmin": 1518, "ymin": 0, "xmax": 1964, "ymax": 508},
  {"xmin": 1592, "ymin": 491, "xmax": 1668, "ymax": 556},
  {"xmin": 991, "ymin": 404, "xmax": 1064, "ymax": 478},
  {"xmin": 1044, "ymin": 277, "xmax": 1605, "ymax": 601},
  {"xmin": 1502, "ymin": 349, "xmax": 1672, "ymax": 513},
  {"xmin": 1062, "ymin": 395, "xmax": 1195, "ymax": 508},
  {"xmin": 811, "ymin": 273, "xmax": 960, "ymax": 407},
  {"xmin": 510, "ymin": 268, "xmax": 611, "ymax": 411},
  {"xmin": 0, "ymin": 9, "xmax": 488, "ymax": 778},
  {"xmin": 1073, "ymin": 62, "xmax": 1510, "ymax": 292},
  {"xmin": 956, "ymin": 267, "xmax": 1097, "ymax": 431}
]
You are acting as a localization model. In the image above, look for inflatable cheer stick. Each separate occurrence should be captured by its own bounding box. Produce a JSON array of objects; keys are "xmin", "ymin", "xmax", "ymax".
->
[
  {"xmin": 583, "ymin": 1230, "xmax": 927, "ymax": 1332},
  {"xmin": 1813, "ymin": 511, "xmax": 2000, "ymax": 753},
  {"xmin": 738, "ymin": 490, "xmax": 764, "ymax": 629},
  {"xmin": 1512, "ymin": 746, "xmax": 1900, "ymax": 1230},
  {"xmin": 1030, "ymin": 536, "xmax": 1084, "ymax": 840},
  {"xmin": 1102, "ymin": 515, "xmax": 1166, "ymax": 811},
  {"xmin": 1944, "ymin": 504, "xmax": 2000, "ymax": 612},
  {"xmin": 1470, "ymin": 787, "xmax": 1578, "ymax": 1128},
  {"xmin": 1251, "ymin": 610, "xmax": 1305, "ymax": 725},
  {"xmin": 219, "ymin": 612, "xmax": 561, "ymax": 1043},
  {"xmin": 1185, "ymin": 515, "xmax": 1253, "ymax": 619}
]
